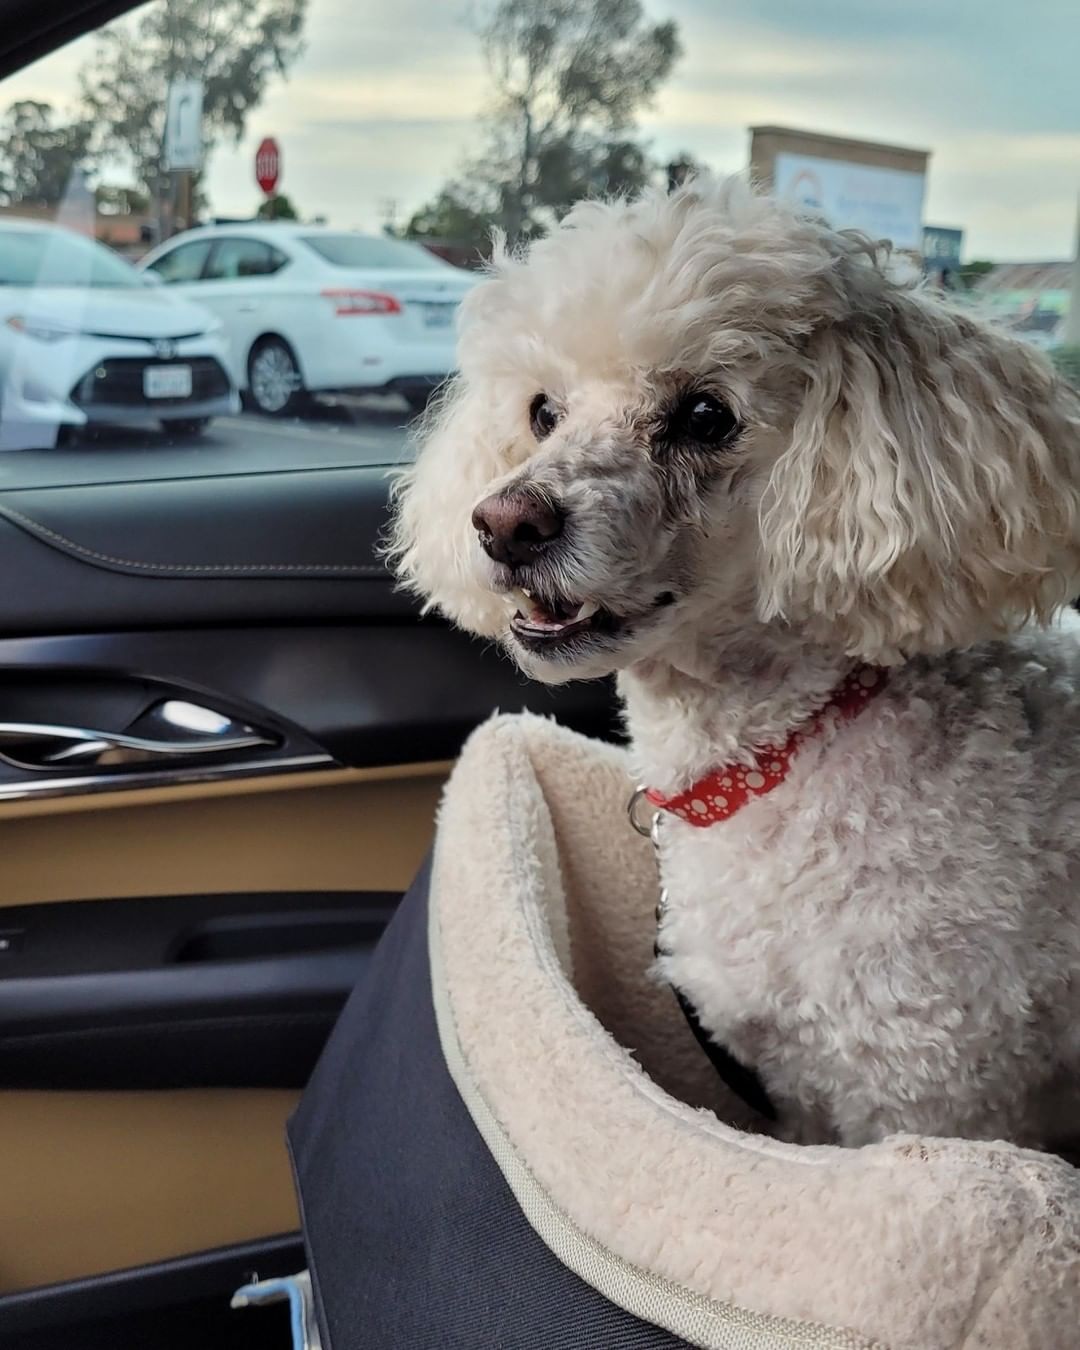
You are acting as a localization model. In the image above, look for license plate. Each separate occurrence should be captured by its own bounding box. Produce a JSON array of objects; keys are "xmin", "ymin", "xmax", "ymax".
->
[
  {"xmin": 144, "ymin": 364, "xmax": 193, "ymax": 399},
  {"xmin": 421, "ymin": 303, "xmax": 455, "ymax": 329}
]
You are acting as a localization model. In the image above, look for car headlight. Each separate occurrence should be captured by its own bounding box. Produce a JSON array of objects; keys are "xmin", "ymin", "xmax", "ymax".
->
[{"xmin": 5, "ymin": 315, "xmax": 76, "ymax": 342}]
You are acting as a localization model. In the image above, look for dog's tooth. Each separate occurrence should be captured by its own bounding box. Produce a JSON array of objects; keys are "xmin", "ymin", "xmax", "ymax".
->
[
  {"xmin": 522, "ymin": 588, "xmax": 533, "ymax": 598},
  {"xmin": 575, "ymin": 601, "xmax": 600, "ymax": 622}
]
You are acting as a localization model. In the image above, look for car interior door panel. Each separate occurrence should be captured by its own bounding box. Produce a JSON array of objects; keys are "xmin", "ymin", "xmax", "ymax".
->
[
  {"xmin": 0, "ymin": 626, "xmax": 619, "ymax": 774},
  {"xmin": 1, "ymin": 1090, "xmax": 302, "ymax": 1296},
  {"xmin": 2, "ymin": 1235, "xmax": 307, "ymax": 1347},
  {"xmin": 0, "ymin": 758, "xmax": 450, "ymax": 1300},
  {"xmin": 0, "ymin": 455, "xmax": 619, "ymax": 1315},
  {"xmin": 0, "ymin": 465, "xmax": 398, "ymax": 626},
  {"xmin": 0, "ymin": 889, "xmax": 397, "ymax": 1090}
]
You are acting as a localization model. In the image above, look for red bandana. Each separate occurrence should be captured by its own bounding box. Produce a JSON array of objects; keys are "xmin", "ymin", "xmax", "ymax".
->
[{"xmin": 645, "ymin": 665, "xmax": 887, "ymax": 828}]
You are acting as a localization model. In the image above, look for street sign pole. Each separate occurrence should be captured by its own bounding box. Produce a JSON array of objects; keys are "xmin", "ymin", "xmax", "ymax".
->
[
  {"xmin": 176, "ymin": 170, "xmax": 193, "ymax": 233},
  {"xmin": 164, "ymin": 78, "xmax": 204, "ymax": 239}
]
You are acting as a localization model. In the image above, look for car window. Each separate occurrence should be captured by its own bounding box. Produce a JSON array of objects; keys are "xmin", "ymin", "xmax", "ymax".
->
[
  {"xmin": 204, "ymin": 237, "xmax": 287, "ymax": 281},
  {"xmin": 0, "ymin": 0, "xmax": 1072, "ymax": 468},
  {"xmin": 300, "ymin": 234, "xmax": 447, "ymax": 272},
  {"xmin": 0, "ymin": 226, "xmax": 143, "ymax": 288},
  {"xmin": 147, "ymin": 240, "xmax": 212, "ymax": 284}
]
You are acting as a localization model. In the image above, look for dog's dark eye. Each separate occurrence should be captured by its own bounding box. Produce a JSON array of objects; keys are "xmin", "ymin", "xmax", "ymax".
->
[
  {"xmin": 674, "ymin": 392, "xmax": 740, "ymax": 447},
  {"xmin": 529, "ymin": 394, "xmax": 560, "ymax": 441}
]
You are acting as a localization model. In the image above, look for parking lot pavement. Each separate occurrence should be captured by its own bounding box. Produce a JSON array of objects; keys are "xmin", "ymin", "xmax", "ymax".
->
[
  {"xmin": 0, "ymin": 396, "xmax": 418, "ymax": 488},
  {"xmin": 210, "ymin": 397, "xmax": 416, "ymax": 469},
  {"xmin": 175, "ymin": 394, "xmax": 416, "ymax": 469}
]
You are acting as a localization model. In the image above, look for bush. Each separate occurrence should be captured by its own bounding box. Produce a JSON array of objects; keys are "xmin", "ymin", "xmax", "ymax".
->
[{"xmin": 1050, "ymin": 346, "xmax": 1080, "ymax": 387}]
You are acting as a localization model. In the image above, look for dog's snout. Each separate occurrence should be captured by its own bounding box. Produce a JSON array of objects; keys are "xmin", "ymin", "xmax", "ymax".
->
[{"xmin": 472, "ymin": 490, "xmax": 564, "ymax": 569}]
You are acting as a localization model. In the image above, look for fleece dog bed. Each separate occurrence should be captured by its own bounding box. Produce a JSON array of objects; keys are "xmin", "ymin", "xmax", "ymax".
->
[{"xmin": 289, "ymin": 714, "xmax": 1080, "ymax": 1350}]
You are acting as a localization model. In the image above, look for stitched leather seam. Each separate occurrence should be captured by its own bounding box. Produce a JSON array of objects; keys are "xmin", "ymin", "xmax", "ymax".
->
[{"xmin": 0, "ymin": 503, "xmax": 386, "ymax": 577}]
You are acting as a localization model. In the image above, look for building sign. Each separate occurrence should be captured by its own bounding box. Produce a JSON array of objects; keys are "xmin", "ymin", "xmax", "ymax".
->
[
  {"xmin": 774, "ymin": 152, "xmax": 926, "ymax": 250},
  {"xmin": 922, "ymin": 226, "xmax": 963, "ymax": 270},
  {"xmin": 164, "ymin": 79, "xmax": 204, "ymax": 172}
]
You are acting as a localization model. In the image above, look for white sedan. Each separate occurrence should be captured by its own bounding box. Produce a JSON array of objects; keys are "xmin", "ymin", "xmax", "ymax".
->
[
  {"xmin": 0, "ymin": 219, "xmax": 238, "ymax": 450},
  {"xmin": 139, "ymin": 223, "xmax": 477, "ymax": 416}
]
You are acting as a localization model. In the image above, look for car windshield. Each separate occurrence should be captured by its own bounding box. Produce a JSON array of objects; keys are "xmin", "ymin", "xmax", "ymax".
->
[
  {"xmin": 0, "ymin": 227, "xmax": 142, "ymax": 288},
  {"xmin": 0, "ymin": 0, "xmax": 1072, "ymax": 465},
  {"xmin": 300, "ymin": 234, "xmax": 448, "ymax": 271}
]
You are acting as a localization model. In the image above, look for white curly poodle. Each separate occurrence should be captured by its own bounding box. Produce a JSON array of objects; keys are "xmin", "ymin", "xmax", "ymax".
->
[{"xmin": 391, "ymin": 177, "xmax": 1080, "ymax": 1151}]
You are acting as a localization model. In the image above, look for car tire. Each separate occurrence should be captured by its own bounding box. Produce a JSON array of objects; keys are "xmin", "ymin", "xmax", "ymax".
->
[
  {"xmin": 246, "ymin": 337, "xmax": 307, "ymax": 417},
  {"xmin": 163, "ymin": 418, "xmax": 210, "ymax": 437}
]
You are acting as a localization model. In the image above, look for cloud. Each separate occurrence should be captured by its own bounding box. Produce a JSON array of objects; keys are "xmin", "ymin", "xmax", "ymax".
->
[
  {"xmin": 925, "ymin": 132, "xmax": 1080, "ymax": 258},
  {"xmin": 2, "ymin": 0, "xmax": 1076, "ymax": 258},
  {"xmin": 669, "ymin": 0, "xmax": 1079, "ymax": 135},
  {"xmin": 638, "ymin": 0, "xmax": 1079, "ymax": 256}
]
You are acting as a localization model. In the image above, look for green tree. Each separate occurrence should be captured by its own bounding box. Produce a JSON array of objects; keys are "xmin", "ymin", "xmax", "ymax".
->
[
  {"xmin": 80, "ymin": 0, "xmax": 307, "ymax": 205},
  {"xmin": 257, "ymin": 191, "xmax": 299, "ymax": 220},
  {"xmin": 958, "ymin": 259, "xmax": 995, "ymax": 291},
  {"xmin": 0, "ymin": 100, "xmax": 95, "ymax": 207},
  {"xmin": 1051, "ymin": 345, "xmax": 1080, "ymax": 388},
  {"xmin": 411, "ymin": 0, "xmax": 680, "ymax": 245},
  {"xmin": 404, "ymin": 184, "xmax": 499, "ymax": 254},
  {"xmin": 529, "ymin": 132, "xmax": 654, "ymax": 213}
]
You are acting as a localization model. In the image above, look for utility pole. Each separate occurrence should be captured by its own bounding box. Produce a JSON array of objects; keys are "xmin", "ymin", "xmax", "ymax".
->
[
  {"xmin": 1065, "ymin": 190, "xmax": 1080, "ymax": 347},
  {"xmin": 164, "ymin": 70, "xmax": 203, "ymax": 238},
  {"xmin": 379, "ymin": 198, "xmax": 399, "ymax": 236},
  {"xmin": 175, "ymin": 169, "xmax": 193, "ymax": 234}
]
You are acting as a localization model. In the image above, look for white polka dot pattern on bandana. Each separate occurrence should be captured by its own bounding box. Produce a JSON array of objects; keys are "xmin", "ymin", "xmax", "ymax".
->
[{"xmin": 645, "ymin": 665, "xmax": 885, "ymax": 827}]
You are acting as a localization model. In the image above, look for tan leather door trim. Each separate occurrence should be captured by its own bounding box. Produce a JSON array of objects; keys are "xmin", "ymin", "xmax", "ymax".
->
[
  {"xmin": 0, "ymin": 762, "xmax": 450, "ymax": 906},
  {"xmin": 0, "ymin": 1089, "xmax": 300, "ymax": 1293},
  {"xmin": 0, "ymin": 759, "xmax": 452, "ymax": 1291}
]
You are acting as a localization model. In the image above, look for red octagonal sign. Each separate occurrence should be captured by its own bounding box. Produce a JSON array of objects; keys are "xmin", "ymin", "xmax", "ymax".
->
[{"xmin": 255, "ymin": 137, "xmax": 280, "ymax": 195}]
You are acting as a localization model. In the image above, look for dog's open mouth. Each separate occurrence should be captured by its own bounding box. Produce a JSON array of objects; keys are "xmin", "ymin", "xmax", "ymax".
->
[{"xmin": 509, "ymin": 588, "xmax": 617, "ymax": 648}]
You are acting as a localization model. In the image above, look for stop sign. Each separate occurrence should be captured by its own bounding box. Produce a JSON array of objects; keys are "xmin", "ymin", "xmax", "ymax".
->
[{"xmin": 255, "ymin": 137, "xmax": 280, "ymax": 195}]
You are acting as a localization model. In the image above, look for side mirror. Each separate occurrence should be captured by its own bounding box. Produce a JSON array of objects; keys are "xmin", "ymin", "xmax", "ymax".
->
[{"xmin": 142, "ymin": 270, "xmax": 165, "ymax": 287}]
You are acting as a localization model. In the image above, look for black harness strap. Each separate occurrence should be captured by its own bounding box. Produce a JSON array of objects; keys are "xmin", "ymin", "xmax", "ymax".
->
[{"xmin": 671, "ymin": 986, "xmax": 778, "ymax": 1122}]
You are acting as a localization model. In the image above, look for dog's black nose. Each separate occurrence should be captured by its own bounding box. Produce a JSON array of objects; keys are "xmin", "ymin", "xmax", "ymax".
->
[{"xmin": 471, "ymin": 489, "xmax": 564, "ymax": 569}]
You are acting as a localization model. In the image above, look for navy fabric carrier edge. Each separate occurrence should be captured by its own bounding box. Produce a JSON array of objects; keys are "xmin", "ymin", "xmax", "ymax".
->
[{"xmin": 287, "ymin": 855, "xmax": 691, "ymax": 1350}]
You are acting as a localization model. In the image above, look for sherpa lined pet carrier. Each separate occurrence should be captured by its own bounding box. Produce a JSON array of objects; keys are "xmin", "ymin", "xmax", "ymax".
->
[{"xmin": 289, "ymin": 714, "xmax": 1080, "ymax": 1350}]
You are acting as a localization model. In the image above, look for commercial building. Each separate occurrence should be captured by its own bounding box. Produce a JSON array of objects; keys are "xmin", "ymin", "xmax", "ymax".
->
[{"xmin": 749, "ymin": 125, "xmax": 929, "ymax": 253}]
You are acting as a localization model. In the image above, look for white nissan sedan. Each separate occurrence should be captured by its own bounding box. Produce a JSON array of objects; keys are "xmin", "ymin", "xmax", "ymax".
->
[
  {"xmin": 0, "ymin": 219, "xmax": 237, "ymax": 449},
  {"xmin": 139, "ymin": 223, "xmax": 477, "ymax": 416}
]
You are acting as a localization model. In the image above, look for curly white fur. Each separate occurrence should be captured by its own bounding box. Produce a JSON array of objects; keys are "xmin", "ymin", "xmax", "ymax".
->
[{"xmin": 391, "ymin": 176, "xmax": 1080, "ymax": 1150}]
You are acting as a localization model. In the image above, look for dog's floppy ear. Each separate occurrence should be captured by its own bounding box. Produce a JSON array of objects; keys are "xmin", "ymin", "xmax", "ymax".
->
[{"xmin": 757, "ymin": 274, "xmax": 1080, "ymax": 661}]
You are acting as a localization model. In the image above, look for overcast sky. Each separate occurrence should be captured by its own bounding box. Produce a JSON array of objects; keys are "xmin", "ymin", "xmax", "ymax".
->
[{"xmin": 6, "ymin": 0, "xmax": 1079, "ymax": 260}]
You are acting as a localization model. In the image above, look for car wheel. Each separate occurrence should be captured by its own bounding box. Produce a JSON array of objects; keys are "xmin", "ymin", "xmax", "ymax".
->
[
  {"xmin": 55, "ymin": 424, "xmax": 83, "ymax": 447},
  {"xmin": 163, "ymin": 418, "xmax": 210, "ymax": 437},
  {"xmin": 246, "ymin": 337, "xmax": 307, "ymax": 417}
]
